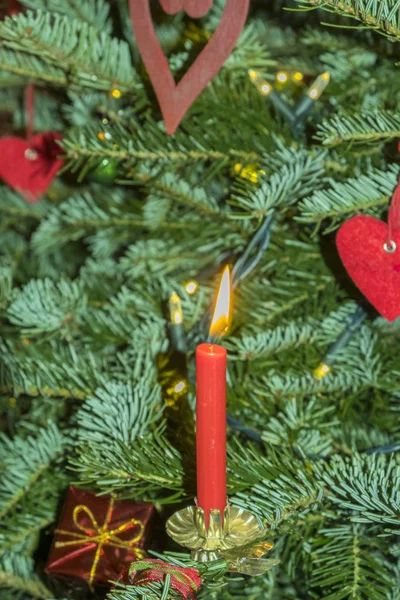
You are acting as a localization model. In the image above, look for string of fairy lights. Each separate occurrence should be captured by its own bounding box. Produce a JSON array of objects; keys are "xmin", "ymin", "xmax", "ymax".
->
[
  {"xmin": 166, "ymin": 67, "xmax": 398, "ymax": 455},
  {"xmin": 248, "ymin": 69, "xmax": 331, "ymax": 134}
]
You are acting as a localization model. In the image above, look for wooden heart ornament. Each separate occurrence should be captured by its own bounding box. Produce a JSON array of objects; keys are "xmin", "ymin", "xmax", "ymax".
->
[
  {"xmin": 130, "ymin": 0, "xmax": 250, "ymax": 134},
  {"xmin": 337, "ymin": 215, "xmax": 400, "ymax": 321}
]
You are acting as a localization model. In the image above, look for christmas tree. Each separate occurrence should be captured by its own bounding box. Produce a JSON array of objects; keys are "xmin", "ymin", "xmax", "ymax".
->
[{"xmin": 0, "ymin": 1, "xmax": 399, "ymax": 599}]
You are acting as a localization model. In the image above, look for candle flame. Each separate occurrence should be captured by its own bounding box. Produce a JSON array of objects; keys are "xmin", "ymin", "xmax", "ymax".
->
[{"xmin": 209, "ymin": 266, "xmax": 232, "ymax": 338}]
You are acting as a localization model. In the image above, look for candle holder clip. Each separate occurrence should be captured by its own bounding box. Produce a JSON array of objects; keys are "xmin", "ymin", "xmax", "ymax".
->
[{"xmin": 166, "ymin": 505, "xmax": 279, "ymax": 576}]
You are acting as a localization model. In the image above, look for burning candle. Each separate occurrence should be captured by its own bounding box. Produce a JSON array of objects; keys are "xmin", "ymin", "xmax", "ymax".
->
[{"xmin": 196, "ymin": 266, "xmax": 232, "ymax": 527}]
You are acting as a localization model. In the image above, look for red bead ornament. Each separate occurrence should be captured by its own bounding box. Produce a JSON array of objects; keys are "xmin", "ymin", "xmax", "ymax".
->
[
  {"xmin": 7, "ymin": 0, "xmax": 21, "ymax": 16},
  {"xmin": 129, "ymin": 0, "xmax": 249, "ymax": 134},
  {"xmin": 337, "ymin": 182, "xmax": 400, "ymax": 321},
  {"xmin": 0, "ymin": 132, "xmax": 63, "ymax": 203}
]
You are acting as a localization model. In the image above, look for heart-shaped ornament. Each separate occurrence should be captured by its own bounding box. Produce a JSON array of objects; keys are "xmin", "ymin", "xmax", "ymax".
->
[
  {"xmin": 160, "ymin": 0, "xmax": 213, "ymax": 17},
  {"xmin": 130, "ymin": 0, "xmax": 249, "ymax": 134},
  {"xmin": 0, "ymin": 132, "xmax": 63, "ymax": 203},
  {"xmin": 337, "ymin": 214, "xmax": 400, "ymax": 321}
]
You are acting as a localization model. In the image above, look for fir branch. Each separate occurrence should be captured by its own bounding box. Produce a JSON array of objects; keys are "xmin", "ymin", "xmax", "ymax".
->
[
  {"xmin": 232, "ymin": 148, "xmax": 326, "ymax": 220},
  {"xmin": 61, "ymin": 122, "xmax": 262, "ymax": 170},
  {"xmin": 297, "ymin": 0, "xmax": 400, "ymax": 41},
  {"xmin": 0, "ymin": 47, "xmax": 66, "ymax": 85},
  {"xmin": 19, "ymin": 0, "xmax": 112, "ymax": 33},
  {"xmin": 0, "ymin": 422, "xmax": 64, "ymax": 520},
  {"xmin": 0, "ymin": 339, "xmax": 101, "ymax": 400},
  {"xmin": 0, "ymin": 472, "xmax": 65, "ymax": 553},
  {"xmin": 298, "ymin": 165, "xmax": 398, "ymax": 230},
  {"xmin": 7, "ymin": 278, "xmax": 87, "ymax": 336},
  {"xmin": 0, "ymin": 187, "xmax": 49, "ymax": 221},
  {"xmin": 75, "ymin": 381, "xmax": 162, "ymax": 446},
  {"xmin": 311, "ymin": 525, "xmax": 394, "ymax": 599},
  {"xmin": 0, "ymin": 554, "xmax": 53, "ymax": 599},
  {"xmin": 261, "ymin": 397, "xmax": 338, "ymax": 457},
  {"xmin": 71, "ymin": 426, "xmax": 187, "ymax": 499},
  {"xmin": 0, "ymin": 11, "xmax": 137, "ymax": 93},
  {"xmin": 316, "ymin": 111, "xmax": 400, "ymax": 146},
  {"xmin": 322, "ymin": 454, "xmax": 400, "ymax": 532},
  {"xmin": 229, "ymin": 442, "xmax": 325, "ymax": 526}
]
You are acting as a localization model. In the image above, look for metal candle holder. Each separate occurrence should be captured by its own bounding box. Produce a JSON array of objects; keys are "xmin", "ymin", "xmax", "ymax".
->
[{"xmin": 167, "ymin": 504, "xmax": 278, "ymax": 576}]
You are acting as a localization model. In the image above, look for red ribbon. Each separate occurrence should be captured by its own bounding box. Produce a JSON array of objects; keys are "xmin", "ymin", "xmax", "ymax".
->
[
  {"xmin": 129, "ymin": 559, "xmax": 202, "ymax": 599},
  {"xmin": 25, "ymin": 84, "xmax": 34, "ymax": 142},
  {"xmin": 387, "ymin": 180, "xmax": 400, "ymax": 245}
]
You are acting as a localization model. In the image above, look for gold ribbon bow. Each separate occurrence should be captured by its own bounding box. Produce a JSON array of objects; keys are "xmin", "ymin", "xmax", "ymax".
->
[{"xmin": 55, "ymin": 498, "xmax": 145, "ymax": 586}]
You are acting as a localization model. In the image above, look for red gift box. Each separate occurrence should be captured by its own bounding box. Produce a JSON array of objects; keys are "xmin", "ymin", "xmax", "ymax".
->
[{"xmin": 46, "ymin": 487, "xmax": 154, "ymax": 588}]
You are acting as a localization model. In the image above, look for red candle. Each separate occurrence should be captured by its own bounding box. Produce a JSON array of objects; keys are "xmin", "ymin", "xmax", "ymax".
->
[
  {"xmin": 196, "ymin": 266, "xmax": 232, "ymax": 528},
  {"xmin": 196, "ymin": 343, "xmax": 227, "ymax": 525}
]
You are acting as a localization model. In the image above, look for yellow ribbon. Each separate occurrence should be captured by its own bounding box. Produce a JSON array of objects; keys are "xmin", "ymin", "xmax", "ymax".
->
[{"xmin": 55, "ymin": 498, "xmax": 145, "ymax": 586}]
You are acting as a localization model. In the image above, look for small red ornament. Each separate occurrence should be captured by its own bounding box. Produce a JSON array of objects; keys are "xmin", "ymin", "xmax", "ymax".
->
[
  {"xmin": 129, "ymin": 0, "xmax": 249, "ymax": 134},
  {"xmin": 0, "ymin": 132, "xmax": 63, "ymax": 203},
  {"xmin": 337, "ymin": 183, "xmax": 400, "ymax": 321},
  {"xmin": 127, "ymin": 559, "xmax": 202, "ymax": 600},
  {"xmin": 7, "ymin": 0, "xmax": 21, "ymax": 16},
  {"xmin": 45, "ymin": 487, "xmax": 154, "ymax": 589}
]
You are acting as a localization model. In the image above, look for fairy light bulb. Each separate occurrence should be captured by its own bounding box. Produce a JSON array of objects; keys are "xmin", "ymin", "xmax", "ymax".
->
[
  {"xmin": 174, "ymin": 380, "xmax": 187, "ymax": 394},
  {"xmin": 248, "ymin": 70, "xmax": 273, "ymax": 97},
  {"xmin": 169, "ymin": 292, "xmax": 183, "ymax": 325},
  {"xmin": 293, "ymin": 72, "xmax": 304, "ymax": 82},
  {"xmin": 307, "ymin": 72, "xmax": 330, "ymax": 100},
  {"xmin": 276, "ymin": 71, "xmax": 288, "ymax": 84},
  {"xmin": 314, "ymin": 363, "xmax": 332, "ymax": 380},
  {"xmin": 185, "ymin": 281, "xmax": 198, "ymax": 295}
]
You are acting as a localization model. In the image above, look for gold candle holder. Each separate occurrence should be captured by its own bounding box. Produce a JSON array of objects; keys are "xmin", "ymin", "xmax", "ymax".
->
[{"xmin": 166, "ymin": 505, "xmax": 279, "ymax": 576}]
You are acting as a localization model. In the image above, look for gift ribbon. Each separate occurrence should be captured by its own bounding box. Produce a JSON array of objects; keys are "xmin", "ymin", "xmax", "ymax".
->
[
  {"xmin": 25, "ymin": 84, "xmax": 35, "ymax": 143},
  {"xmin": 129, "ymin": 559, "xmax": 202, "ymax": 600},
  {"xmin": 55, "ymin": 499, "xmax": 145, "ymax": 587},
  {"xmin": 387, "ymin": 180, "xmax": 400, "ymax": 248}
]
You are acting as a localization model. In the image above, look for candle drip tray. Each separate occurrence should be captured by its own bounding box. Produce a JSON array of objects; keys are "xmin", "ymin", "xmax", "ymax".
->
[{"xmin": 166, "ymin": 505, "xmax": 279, "ymax": 576}]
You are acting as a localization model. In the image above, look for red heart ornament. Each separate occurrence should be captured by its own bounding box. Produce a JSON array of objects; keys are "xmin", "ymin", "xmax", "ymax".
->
[
  {"xmin": 337, "ymin": 214, "xmax": 400, "ymax": 321},
  {"xmin": 130, "ymin": 0, "xmax": 249, "ymax": 134},
  {"xmin": 0, "ymin": 132, "xmax": 63, "ymax": 203}
]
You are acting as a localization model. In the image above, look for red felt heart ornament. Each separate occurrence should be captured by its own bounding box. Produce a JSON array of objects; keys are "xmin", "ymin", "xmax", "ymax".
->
[
  {"xmin": 337, "ymin": 214, "xmax": 400, "ymax": 321},
  {"xmin": 129, "ymin": 0, "xmax": 249, "ymax": 134},
  {"xmin": 0, "ymin": 132, "xmax": 63, "ymax": 203}
]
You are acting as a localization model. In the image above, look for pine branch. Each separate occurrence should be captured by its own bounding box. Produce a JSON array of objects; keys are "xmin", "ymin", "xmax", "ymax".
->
[
  {"xmin": 61, "ymin": 122, "xmax": 262, "ymax": 172},
  {"xmin": 322, "ymin": 454, "xmax": 400, "ymax": 532},
  {"xmin": 226, "ymin": 303, "xmax": 358, "ymax": 361},
  {"xmin": 75, "ymin": 381, "xmax": 162, "ymax": 445},
  {"xmin": 297, "ymin": 0, "xmax": 400, "ymax": 41},
  {"xmin": 71, "ymin": 425, "xmax": 187, "ymax": 499},
  {"xmin": 232, "ymin": 148, "xmax": 326, "ymax": 220},
  {"xmin": 19, "ymin": 0, "xmax": 112, "ymax": 33},
  {"xmin": 0, "ymin": 471, "xmax": 65, "ymax": 553},
  {"xmin": 7, "ymin": 278, "xmax": 87, "ymax": 336},
  {"xmin": 0, "ymin": 11, "xmax": 137, "ymax": 93},
  {"xmin": 316, "ymin": 111, "xmax": 400, "ymax": 146},
  {"xmin": 0, "ymin": 422, "xmax": 64, "ymax": 520},
  {"xmin": 0, "ymin": 47, "xmax": 66, "ymax": 86},
  {"xmin": 0, "ymin": 554, "xmax": 53, "ymax": 599},
  {"xmin": 298, "ymin": 165, "xmax": 398, "ymax": 230},
  {"xmin": 228, "ymin": 442, "xmax": 325, "ymax": 525},
  {"xmin": 310, "ymin": 525, "xmax": 394, "ymax": 600}
]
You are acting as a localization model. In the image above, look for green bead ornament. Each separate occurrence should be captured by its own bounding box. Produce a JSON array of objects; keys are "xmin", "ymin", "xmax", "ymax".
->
[{"xmin": 89, "ymin": 158, "xmax": 119, "ymax": 184}]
